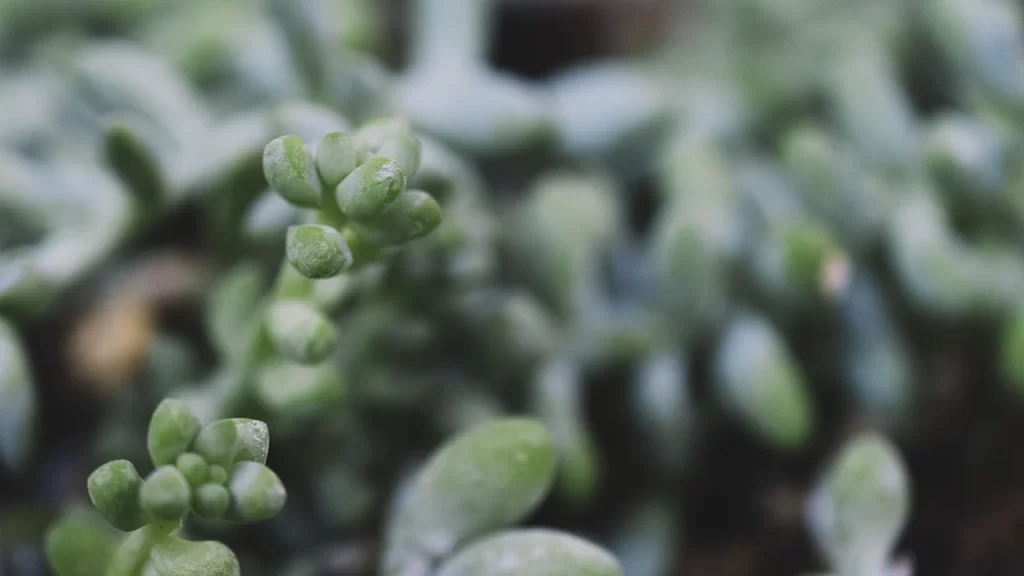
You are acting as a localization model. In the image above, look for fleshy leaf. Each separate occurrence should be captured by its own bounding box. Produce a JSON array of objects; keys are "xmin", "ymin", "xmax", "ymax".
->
[
  {"xmin": 148, "ymin": 399, "xmax": 202, "ymax": 467},
  {"xmin": 87, "ymin": 460, "xmax": 147, "ymax": 532},
  {"xmin": 226, "ymin": 461, "xmax": 288, "ymax": 523},
  {"xmin": 266, "ymin": 299, "xmax": 338, "ymax": 364},
  {"xmin": 140, "ymin": 466, "xmax": 192, "ymax": 522},
  {"xmin": 382, "ymin": 418, "xmax": 556, "ymax": 574},
  {"xmin": 150, "ymin": 536, "xmax": 240, "ymax": 576},
  {"xmin": 263, "ymin": 135, "xmax": 322, "ymax": 209},
  {"xmin": 435, "ymin": 529, "xmax": 623, "ymax": 576},
  {"xmin": 285, "ymin": 224, "xmax": 352, "ymax": 279},
  {"xmin": 192, "ymin": 418, "xmax": 270, "ymax": 466},
  {"xmin": 335, "ymin": 157, "xmax": 407, "ymax": 220}
]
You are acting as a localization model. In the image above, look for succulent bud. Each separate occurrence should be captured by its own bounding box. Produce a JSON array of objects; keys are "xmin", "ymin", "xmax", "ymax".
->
[
  {"xmin": 335, "ymin": 157, "xmax": 407, "ymax": 220},
  {"xmin": 140, "ymin": 466, "xmax": 191, "ymax": 522},
  {"xmin": 285, "ymin": 224, "xmax": 353, "ymax": 279},
  {"xmin": 192, "ymin": 418, "xmax": 270, "ymax": 466},
  {"xmin": 226, "ymin": 461, "xmax": 288, "ymax": 523},
  {"xmin": 148, "ymin": 399, "xmax": 202, "ymax": 468},
  {"xmin": 87, "ymin": 460, "xmax": 147, "ymax": 532},
  {"xmin": 315, "ymin": 131, "xmax": 360, "ymax": 189},
  {"xmin": 263, "ymin": 135, "xmax": 323, "ymax": 209}
]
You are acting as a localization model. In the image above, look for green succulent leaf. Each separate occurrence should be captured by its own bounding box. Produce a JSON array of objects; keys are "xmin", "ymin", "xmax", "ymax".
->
[
  {"xmin": 315, "ymin": 131, "xmax": 360, "ymax": 190},
  {"xmin": 285, "ymin": 224, "xmax": 352, "ymax": 279},
  {"xmin": 192, "ymin": 418, "xmax": 270, "ymax": 466},
  {"xmin": 150, "ymin": 536, "xmax": 240, "ymax": 576},
  {"xmin": 807, "ymin": 432, "xmax": 910, "ymax": 576},
  {"xmin": 335, "ymin": 157, "xmax": 407, "ymax": 220},
  {"xmin": 226, "ymin": 461, "xmax": 288, "ymax": 523},
  {"xmin": 148, "ymin": 399, "xmax": 203, "ymax": 468},
  {"xmin": 140, "ymin": 466, "xmax": 192, "ymax": 522},
  {"xmin": 266, "ymin": 299, "xmax": 338, "ymax": 364},
  {"xmin": 382, "ymin": 418, "xmax": 557, "ymax": 573},
  {"xmin": 263, "ymin": 135, "xmax": 322, "ymax": 209},
  {"xmin": 352, "ymin": 189, "xmax": 443, "ymax": 246},
  {"xmin": 106, "ymin": 523, "xmax": 178, "ymax": 576},
  {"xmin": 87, "ymin": 460, "xmax": 147, "ymax": 532},
  {"xmin": 254, "ymin": 359, "xmax": 346, "ymax": 423},
  {"xmin": 435, "ymin": 529, "xmax": 624, "ymax": 576},
  {"xmin": 44, "ymin": 506, "xmax": 117, "ymax": 576},
  {"xmin": 714, "ymin": 313, "xmax": 813, "ymax": 450}
]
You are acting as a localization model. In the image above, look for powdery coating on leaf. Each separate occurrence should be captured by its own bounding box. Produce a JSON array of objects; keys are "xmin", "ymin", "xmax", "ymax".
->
[
  {"xmin": 150, "ymin": 537, "xmax": 240, "ymax": 576},
  {"xmin": 353, "ymin": 189, "xmax": 443, "ymax": 246},
  {"xmin": 436, "ymin": 529, "xmax": 623, "ymax": 576},
  {"xmin": 286, "ymin": 224, "xmax": 352, "ymax": 279},
  {"xmin": 0, "ymin": 319, "xmax": 35, "ymax": 471},
  {"xmin": 807, "ymin": 432, "xmax": 910, "ymax": 576},
  {"xmin": 714, "ymin": 314, "xmax": 812, "ymax": 450},
  {"xmin": 148, "ymin": 399, "xmax": 202, "ymax": 467},
  {"xmin": 266, "ymin": 299, "xmax": 338, "ymax": 363},
  {"xmin": 227, "ymin": 461, "xmax": 287, "ymax": 522},
  {"xmin": 263, "ymin": 136, "xmax": 322, "ymax": 209},
  {"xmin": 383, "ymin": 419, "xmax": 557, "ymax": 571},
  {"xmin": 192, "ymin": 419, "xmax": 270, "ymax": 466},
  {"xmin": 315, "ymin": 132, "xmax": 360, "ymax": 189},
  {"xmin": 87, "ymin": 460, "xmax": 146, "ymax": 532},
  {"xmin": 373, "ymin": 133, "xmax": 423, "ymax": 179},
  {"xmin": 336, "ymin": 157, "xmax": 407, "ymax": 220}
]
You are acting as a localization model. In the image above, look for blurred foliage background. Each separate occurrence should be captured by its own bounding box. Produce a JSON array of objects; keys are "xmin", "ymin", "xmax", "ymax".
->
[{"xmin": 2, "ymin": 0, "xmax": 1024, "ymax": 574}]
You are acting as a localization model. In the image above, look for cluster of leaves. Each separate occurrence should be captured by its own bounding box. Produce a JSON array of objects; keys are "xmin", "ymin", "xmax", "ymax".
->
[{"xmin": 1, "ymin": 0, "xmax": 1022, "ymax": 574}]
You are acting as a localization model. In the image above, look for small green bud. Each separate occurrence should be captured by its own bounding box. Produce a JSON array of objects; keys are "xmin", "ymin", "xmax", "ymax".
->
[
  {"xmin": 192, "ymin": 418, "xmax": 270, "ymax": 466},
  {"xmin": 208, "ymin": 465, "xmax": 228, "ymax": 485},
  {"xmin": 150, "ymin": 536, "xmax": 240, "ymax": 576},
  {"xmin": 436, "ymin": 529, "xmax": 624, "ymax": 576},
  {"xmin": 315, "ymin": 132, "xmax": 360, "ymax": 189},
  {"xmin": 226, "ymin": 461, "xmax": 288, "ymax": 523},
  {"xmin": 87, "ymin": 460, "xmax": 147, "ymax": 532},
  {"xmin": 285, "ymin": 224, "xmax": 352, "ymax": 279},
  {"xmin": 263, "ymin": 135, "xmax": 322, "ymax": 209},
  {"xmin": 175, "ymin": 452, "xmax": 208, "ymax": 486},
  {"xmin": 193, "ymin": 484, "xmax": 231, "ymax": 519},
  {"xmin": 353, "ymin": 189, "xmax": 442, "ymax": 246},
  {"xmin": 148, "ymin": 399, "xmax": 202, "ymax": 467},
  {"xmin": 140, "ymin": 466, "xmax": 191, "ymax": 522},
  {"xmin": 335, "ymin": 157, "xmax": 406, "ymax": 220},
  {"xmin": 266, "ymin": 299, "xmax": 338, "ymax": 364}
]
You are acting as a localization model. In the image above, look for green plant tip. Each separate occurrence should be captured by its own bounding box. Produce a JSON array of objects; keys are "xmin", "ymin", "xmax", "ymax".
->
[
  {"xmin": 176, "ymin": 452, "xmax": 208, "ymax": 486},
  {"xmin": 436, "ymin": 529, "xmax": 624, "ymax": 576},
  {"xmin": 193, "ymin": 484, "xmax": 231, "ymax": 519},
  {"xmin": 148, "ymin": 399, "xmax": 202, "ymax": 467},
  {"xmin": 140, "ymin": 466, "xmax": 192, "ymax": 522},
  {"xmin": 208, "ymin": 465, "xmax": 229, "ymax": 486},
  {"xmin": 263, "ymin": 135, "xmax": 323, "ymax": 209},
  {"xmin": 266, "ymin": 299, "xmax": 338, "ymax": 364},
  {"xmin": 87, "ymin": 460, "xmax": 146, "ymax": 532},
  {"xmin": 226, "ymin": 461, "xmax": 288, "ymax": 523},
  {"xmin": 315, "ymin": 132, "xmax": 360, "ymax": 190},
  {"xmin": 335, "ymin": 157, "xmax": 407, "ymax": 220},
  {"xmin": 44, "ymin": 508, "xmax": 116, "ymax": 576},
  {"xmin": 285, "ymin": 224, "xmax": 352, "ymax": 279},
  {"xmin": 192, "ymin": 418, "xmax": 270, "ymax": 466},
  {"xmin": 353, "ymin": 189, "xmax": 443, "ymax": 246}
]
